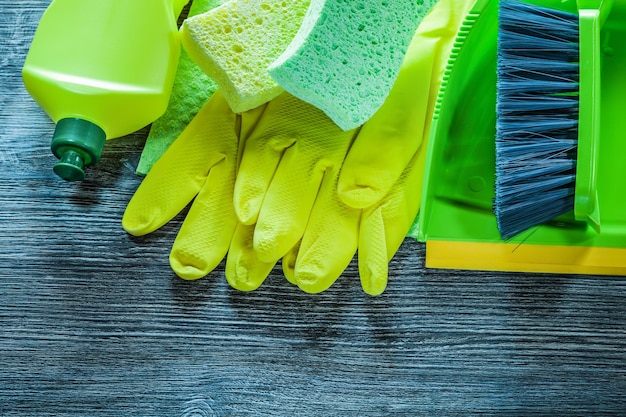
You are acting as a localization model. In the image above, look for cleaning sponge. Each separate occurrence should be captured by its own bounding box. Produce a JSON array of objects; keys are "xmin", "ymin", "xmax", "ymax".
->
[
  {"xmin": 268, "ymin": 0, "xmax": 437, "ymax": 130},
  {"xmin": 180, "ymin": 0, "xmax": 311, "ymax": 113}
]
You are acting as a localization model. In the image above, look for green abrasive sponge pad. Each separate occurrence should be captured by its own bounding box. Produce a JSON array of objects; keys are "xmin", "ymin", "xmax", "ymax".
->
[
  {"xmin": 180, "ymin": 0, "xmax": 311, "ymax": 113},
  {"xmin": 136, "ymin": 0, "xmax": 229, "ymax": 175},
  {"xmin": 268, "ymin": 0, "xmax": 437, "ymax": 131}
]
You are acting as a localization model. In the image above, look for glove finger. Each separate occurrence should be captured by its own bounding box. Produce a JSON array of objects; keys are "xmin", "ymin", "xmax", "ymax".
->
[
  {"xmin": 233, "ymin": 97, "xmax": 299, "ymax": 225},
  {"xmin": 281, "ymin": 240, "xmax": 300, "ymax": 286},
  {"xmin": 225, "ymin": 223, "xmax": 277, "ymax": 291},
  {"xmin": 357, "ymin": 206, "xmax": 388, "ymax": 295},
  {"xmin": 291, "ymin": 176, "xmax": 360, "ymax": 294},
  {"xmin": 123, "ymin": 91, "xmax": 237, "ymax": 236},
  {"xmin": 233, "ymin": 132, "xmax": 294, "ymax": 226},
  {"xmin": 252, "ymin": 143, "xmax": 326, "ymax": 263},
  {"xmin": 169, "ymin": 149, "xmax": 240, "ymax": 280},
  {"xmin": 358, "ymin": 145, "xmax": 427, "ymax": 295}
]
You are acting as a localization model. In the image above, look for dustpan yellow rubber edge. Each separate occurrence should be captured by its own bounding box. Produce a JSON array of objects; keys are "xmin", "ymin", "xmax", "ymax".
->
[{"xmin": 426, "ymin": 241, "xmax": 626, "ymax": 275}]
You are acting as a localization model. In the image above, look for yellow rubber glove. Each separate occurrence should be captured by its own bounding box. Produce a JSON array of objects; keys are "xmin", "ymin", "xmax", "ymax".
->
[
  {"xmin": 123, "ymin": 0, "xmax": 471, "ymax": 294},
  {"xmin": 122, "ymin": 90, "xmax": 274, "ymax": 291},
  {"xmin": 241, "ymin": 0, "xmax": 474, "ymax": 294}
]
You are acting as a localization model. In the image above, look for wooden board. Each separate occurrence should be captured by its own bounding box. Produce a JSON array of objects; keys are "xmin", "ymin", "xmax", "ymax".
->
[{"xmin": 1, "ymin": 1, "xmax": 625, "ymax": 415}]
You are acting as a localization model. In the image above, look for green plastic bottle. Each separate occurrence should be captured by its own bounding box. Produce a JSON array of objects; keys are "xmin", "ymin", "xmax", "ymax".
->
[{"xmin": 22, "ymin": 0, "xmax": 189, "ymax": 181}]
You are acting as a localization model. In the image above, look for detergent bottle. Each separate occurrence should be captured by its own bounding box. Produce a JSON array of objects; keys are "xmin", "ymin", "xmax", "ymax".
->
[{"xmin": 22, "ymin": 0, "xmax": 189, "ymax": 181}]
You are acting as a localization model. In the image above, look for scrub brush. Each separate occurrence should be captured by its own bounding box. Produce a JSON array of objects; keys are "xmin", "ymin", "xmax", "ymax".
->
[{"xmin": 494, "ymin": 0, "xmax": 611, "ymax": 239}]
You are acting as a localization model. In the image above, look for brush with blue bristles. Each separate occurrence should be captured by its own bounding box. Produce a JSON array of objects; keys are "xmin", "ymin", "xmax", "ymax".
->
[{"xmin": 494, "ymin": 0, "xmax": 582, "ymax": 240}]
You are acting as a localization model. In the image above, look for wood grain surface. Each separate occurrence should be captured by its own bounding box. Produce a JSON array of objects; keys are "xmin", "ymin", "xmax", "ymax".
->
[{"xmin": 1, "ymin": 1, "xmax": 625, "ymax": 416}]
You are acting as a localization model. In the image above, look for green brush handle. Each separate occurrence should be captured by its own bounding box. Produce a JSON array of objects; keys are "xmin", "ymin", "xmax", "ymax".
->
[{"xmin": 574, "ymin": 0, "xmax": 613, "ymax": 232}]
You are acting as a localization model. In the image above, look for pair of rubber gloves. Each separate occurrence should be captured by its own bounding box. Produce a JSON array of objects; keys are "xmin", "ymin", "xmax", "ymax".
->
[{"xmin": 123, "ymin": 0, "xmax": 472, "ymax": 295}]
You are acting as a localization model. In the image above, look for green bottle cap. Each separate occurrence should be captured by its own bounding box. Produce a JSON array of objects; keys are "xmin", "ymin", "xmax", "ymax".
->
[{"xmin": 50, "ymin": 118, "xmax": 106, "ymax": 182}]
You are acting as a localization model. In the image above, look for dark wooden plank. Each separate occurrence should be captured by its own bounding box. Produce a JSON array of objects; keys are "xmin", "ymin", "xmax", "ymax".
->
[{"xmin": 1, "ymin": 1, "xmax": 626, "ymax": 416}]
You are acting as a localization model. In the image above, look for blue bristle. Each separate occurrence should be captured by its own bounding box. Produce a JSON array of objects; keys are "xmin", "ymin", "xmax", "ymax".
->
[{"xmin": 495, "ymin": 0, "xmax": 579, "ymax": 240}]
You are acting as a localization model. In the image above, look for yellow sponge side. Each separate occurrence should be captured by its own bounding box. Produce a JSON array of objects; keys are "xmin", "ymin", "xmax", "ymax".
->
[
  {"xmin": 426, "ymin": 241, "xmax": 626, "ymax": 276},
  {"xmin": 181, "ymin": 0, "xmax": 311, "ymax": 113}
]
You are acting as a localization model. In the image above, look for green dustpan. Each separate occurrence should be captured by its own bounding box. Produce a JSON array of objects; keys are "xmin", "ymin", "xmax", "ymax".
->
[{"xmin": 415, "ymin": 0, "xmax": 626, "ymax": 275}]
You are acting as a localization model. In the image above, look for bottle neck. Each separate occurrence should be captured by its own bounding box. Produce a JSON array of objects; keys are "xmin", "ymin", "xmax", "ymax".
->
[{"xmin": 50, "ymin": 118, "xmax": 106, "ymax": 181}]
